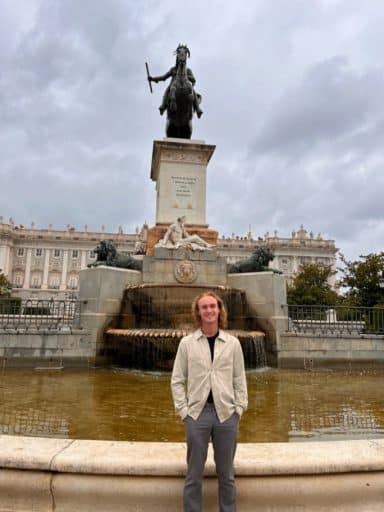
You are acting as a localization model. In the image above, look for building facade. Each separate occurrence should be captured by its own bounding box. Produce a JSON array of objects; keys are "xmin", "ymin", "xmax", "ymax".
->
[
  {"xmin": 0, "ymin": 217, "xmax": 337, "ymax": 299},
  {"xmin": 219, "ymin": 225, "xmax": 338, "ymax": 286}
]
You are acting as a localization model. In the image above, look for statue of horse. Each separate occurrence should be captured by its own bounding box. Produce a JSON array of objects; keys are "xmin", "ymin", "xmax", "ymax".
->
[
  {"xmin": 166, "ymin": 48, "xmax": 194, "ymax": 139},
  {"xmin": 148, "ymin": 44, "xmax": 202, "ymax": 140}
]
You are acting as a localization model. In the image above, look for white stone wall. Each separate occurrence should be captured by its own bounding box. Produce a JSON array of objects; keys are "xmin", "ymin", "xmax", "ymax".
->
[
  {"xmin": 0, "ymin": 436, "xmax": 383, "ymax": 512},
  {"xmin": 279, "ymin": 332, "xmax": 384, "ymax": 369},
  {"xmin": 0, "ymin": 330, "xmax": 93, "ymax": 366}
]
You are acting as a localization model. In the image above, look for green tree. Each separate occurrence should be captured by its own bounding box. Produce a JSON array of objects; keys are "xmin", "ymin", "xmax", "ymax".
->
[
  {"xmin": 0, "ymin": 271, "xmax": 11, "ymax": 297},
  {"xmin": 0, "ymin": 272, "xmax": 22, "ymax": 314},
  {"xmin": 338, "ymin": 252, "xmax": 384, "ymax": 308},
  {"xmin": 287, "ymin": 263, "xmax": 338, "ymax": 306}
]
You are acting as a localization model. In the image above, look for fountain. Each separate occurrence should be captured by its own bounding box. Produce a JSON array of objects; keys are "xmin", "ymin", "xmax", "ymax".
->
[
  {"xmin": 104, "ymin": 284, "xmax": 266, "ymax": 370},
  {"xmin": 79, "ymin": 138, "xmax": 287, "ymax": 371}
]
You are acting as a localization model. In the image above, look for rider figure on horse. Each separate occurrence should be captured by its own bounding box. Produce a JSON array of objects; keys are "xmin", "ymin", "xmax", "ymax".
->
[{"xmin": 149, "ymin": 44, "xmax": 203, "ymax": 118}]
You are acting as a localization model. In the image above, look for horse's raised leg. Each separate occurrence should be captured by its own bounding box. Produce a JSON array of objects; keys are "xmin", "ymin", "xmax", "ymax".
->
[
  {"xmin": 165, "ymin": 118, "xmax": 171, "ymax": 137},
  {"xmin": 169, "ymin": 85, "xmax": 177, "ymax": 112}
]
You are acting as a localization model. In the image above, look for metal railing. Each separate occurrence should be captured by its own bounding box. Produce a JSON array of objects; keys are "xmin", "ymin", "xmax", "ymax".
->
[
  {"xmin": 287, "ymin": 305, "xmax": 384, "ymax": 335},
  {"xmin": 0, "ymin": 298, "xmax": 81, "ymax": 330}
]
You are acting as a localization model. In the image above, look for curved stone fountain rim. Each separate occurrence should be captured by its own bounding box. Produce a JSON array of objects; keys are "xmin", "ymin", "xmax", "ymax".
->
[
  {"xmin": 124, "ymin": 284, "xmax": 243, "ymax": 290},
  {"xmin": 1, "ymin": 435, "xmax": 383, "ymax": 476},
  {"xmin": 106, "ymin": 328, "xmax": 264, "ymax": 338}
]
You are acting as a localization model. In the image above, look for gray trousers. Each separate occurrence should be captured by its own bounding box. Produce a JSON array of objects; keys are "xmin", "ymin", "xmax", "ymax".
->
[{"xmin": 183, "ymin": 403, "xmax": 239, "ymax": 512}]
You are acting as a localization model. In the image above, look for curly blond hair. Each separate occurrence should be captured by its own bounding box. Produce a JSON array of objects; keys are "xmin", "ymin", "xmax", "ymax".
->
[{"xmin": 191, "ymin": 291, "xmax": 228, "ymax": 329}]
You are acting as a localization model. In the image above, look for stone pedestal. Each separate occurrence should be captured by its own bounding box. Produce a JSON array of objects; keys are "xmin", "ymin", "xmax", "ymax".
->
[
  {"xmin": 79, "ymin": 267, "xmax": 142, "ymax": 364},
  {"xmin": 143, "ymin": 247, "xmax": 227, "ymax": 286},
  {"xmin": 150, "ymin": 138, "xmax": 216, "ymax": 226},
  {"xmin": 227, "ymin": 272, "xmax": 288, "ymax": 366}
]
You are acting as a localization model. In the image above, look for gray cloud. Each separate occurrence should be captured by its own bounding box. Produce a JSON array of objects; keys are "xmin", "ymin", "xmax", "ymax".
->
[
  {"xmin": 253, "ymin": 57, "xmax": 384, "ymax": 154},
  {"xmin": 0, "ymin": 0, "xmax": 383, "ymax": 259}
]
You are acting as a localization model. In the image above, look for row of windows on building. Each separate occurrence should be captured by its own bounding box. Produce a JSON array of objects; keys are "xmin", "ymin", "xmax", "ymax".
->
[
  {"xmin": 12, "ymin": 272, "xmax": 79, "ymax": 289},
  {"xmin": 277, "ymin": 256, "xmax": 331, "ymax": 264},
  {"xmin": 16, "ymin": 249, "xmax": 96, "ymax": 259}
]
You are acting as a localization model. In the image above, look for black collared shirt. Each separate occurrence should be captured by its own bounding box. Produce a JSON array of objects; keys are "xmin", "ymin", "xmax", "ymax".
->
[{"xmin": 206, "ymin": 332, "xmax": 219, "ymax": 403}]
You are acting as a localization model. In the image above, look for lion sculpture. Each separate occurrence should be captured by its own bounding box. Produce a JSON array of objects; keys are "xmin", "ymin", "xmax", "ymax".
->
[
  {"xmin": 88, "ymin": 240, "xmax": 142, "ymax": 271},
  {"xmin": 228, "ymin": 246, "xmax": 281, "ymax": 274}
]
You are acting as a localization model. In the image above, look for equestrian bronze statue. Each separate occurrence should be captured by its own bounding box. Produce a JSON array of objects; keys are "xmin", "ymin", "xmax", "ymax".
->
[{"xmin": 147, "ymin": 44, "xmax": 203, "ymax": 139}]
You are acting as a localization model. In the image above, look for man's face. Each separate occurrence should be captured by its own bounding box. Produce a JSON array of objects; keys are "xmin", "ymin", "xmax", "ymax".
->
[{"xmin": 198, "ymin": 295, "xmax": 220, "ymax": 329}]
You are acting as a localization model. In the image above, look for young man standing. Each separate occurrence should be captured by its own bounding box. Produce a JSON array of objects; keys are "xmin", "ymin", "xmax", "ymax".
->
[{"xmin": 171, "ymin": 291, "xmax": 248, "ymax": 512}]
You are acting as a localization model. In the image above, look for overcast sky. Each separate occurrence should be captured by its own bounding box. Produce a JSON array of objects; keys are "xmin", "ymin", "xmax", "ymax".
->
[{"xmin": 1, "ymin": 0, "xmax": 383, "ymax": 260}]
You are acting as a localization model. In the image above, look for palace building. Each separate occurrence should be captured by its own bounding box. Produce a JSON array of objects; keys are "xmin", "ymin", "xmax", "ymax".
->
[{"xmin": 0, "ymin": 216, "xmax": 337, "ymax": 300}]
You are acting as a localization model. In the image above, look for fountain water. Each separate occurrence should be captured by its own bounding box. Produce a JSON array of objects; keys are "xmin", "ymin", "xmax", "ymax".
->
[{"xmin": 105, "ymin": 284, "xmax": 266, "ymax": 370}]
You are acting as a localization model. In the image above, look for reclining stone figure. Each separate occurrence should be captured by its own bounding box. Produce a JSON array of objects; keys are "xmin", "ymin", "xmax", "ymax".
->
[{"xmin": 155, "ymin": 216, "xmax": 213, "ymax": 251}]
